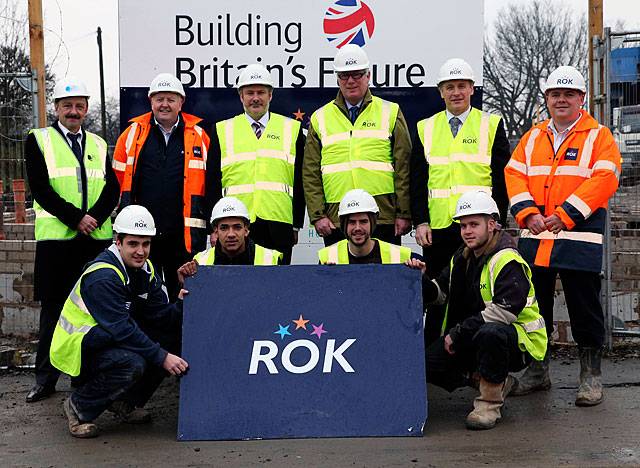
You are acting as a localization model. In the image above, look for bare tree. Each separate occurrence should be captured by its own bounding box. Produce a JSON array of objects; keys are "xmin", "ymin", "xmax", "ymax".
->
[
  {"xmin": 483, "ymin": 0, "xmax": 587, "ymax": 139},
  {"xmin": 82, "ymin": 95, "xmax": 121, "ymax": 146}
]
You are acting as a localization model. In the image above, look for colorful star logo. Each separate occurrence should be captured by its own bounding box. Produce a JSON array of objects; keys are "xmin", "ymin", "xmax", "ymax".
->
[
  {"xmin": 273, "ymin": 324, "xmax": 292, "ymax": 340},
  {"xmin": 292, "ymin": 314, "xmax": 310, "ymax": 330},
  {"xmin": 310, "ymin": 323, "xmax": 328, "ymax": 340}
]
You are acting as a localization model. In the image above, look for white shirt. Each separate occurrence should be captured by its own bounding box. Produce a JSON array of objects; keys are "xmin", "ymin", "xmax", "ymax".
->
[
  {"xmin": 345, "ymin": 99, "xmax": 364, "ymax": 111},
  {"xmin": 245, "ymin": 112, "xmax": 270, "ymax": 134},
  {"xmin": 57, "ymin": 122, "xmax": 83, "ymax": 148},
  {"xmin": 154, "ymin": 115, "xmax": 180, "ymax": 144},
  {"xmin": 548, "ymin": 113, "xmax": 582, "ymax": 153},
  {"xmin": 445, "ymin": 106, "xmax": 472, "ymax": 125}
]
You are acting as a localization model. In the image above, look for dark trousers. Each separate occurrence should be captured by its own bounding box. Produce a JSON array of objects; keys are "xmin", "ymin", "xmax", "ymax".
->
[
  {"xmin": 322, "ymin": 224, "xmax": 401, "ymax": 247},
  {"xmin": 34, "ymin": 237, "xmax": 110, "ymax": 387},
  {"xmin": 149, "ymin": 232, "xmax": 190, "ymax": 302},
  {"xmin": 531, "ymin": 267, "xmax": 605, "ymax": 348},
  {"xmin": 426, "ymin": 322, "xmax": 528, "ymax": 391},
  {"xmin": 72, "ymin": 319, "xmax": 181, "ymax": 422},
  {"xmin": 249, "ymin": 218, "xmax": 295, "ymax": 265},
  {"xmin": 422, "ymin": 224, "xmax": 463, "ymax": 345}
]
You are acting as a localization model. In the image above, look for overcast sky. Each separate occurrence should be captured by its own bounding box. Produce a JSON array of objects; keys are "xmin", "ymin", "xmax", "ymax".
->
[{"xmin": 8, "ymin": 0, "xmax": 640, "ymax": 100}]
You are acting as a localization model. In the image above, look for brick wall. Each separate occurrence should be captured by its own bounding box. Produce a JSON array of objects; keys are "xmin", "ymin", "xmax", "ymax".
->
[{"xmin": 0, "ymin": 224, "xmax": 39, "ymax": 337}]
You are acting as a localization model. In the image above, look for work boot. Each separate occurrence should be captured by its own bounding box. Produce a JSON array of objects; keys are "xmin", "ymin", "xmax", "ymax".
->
[
  {"xmin": 465, "ymin": 378, "xmax": 507, "ymax": 430},
  {"xmin": 510, "ymin": 352, "xmax": 551, "ymax": 396},
  {"xmin": 108, "ymin": 400, "xmax": 152, "ymax": 424},
  {"xmin": 62, "ymin": 398, "xmax": 98, "ymax": 438},
  {"xmin": 575, "ymin": 347, "xmax": 604, "ymax": 407}
]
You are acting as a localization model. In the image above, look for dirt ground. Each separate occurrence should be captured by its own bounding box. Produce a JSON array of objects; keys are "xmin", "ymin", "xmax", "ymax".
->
[{"xmin": 1, "ymin": 346, "xmax": 639, "ymax": 467}]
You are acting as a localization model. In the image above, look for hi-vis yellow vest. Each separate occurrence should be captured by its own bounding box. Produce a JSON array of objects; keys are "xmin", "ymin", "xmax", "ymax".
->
[
  {"xmin": 31, "ymin": 127, "xmax": 112, "ymax": 241},
  {"xmin": 417, "ymin": 108, "xmax": 500, "ymax": 229},
  {"xmin": 311, "ymin": 96, "xmax": 399, "ymax": 203},
  {"xmin": 441, "ymin": 248, "xmax": 547, "ymax": 361},
  {"xmin": 193, "ymin": 245, "xmax": 282, "ymax": 265},
  {"xmin": 216, "ymin": 113, "xmax": 300, "ymax": 224},
  {"xmin": 50, "ymin": 261, "xmax": 135, "ymax": 376},
  {"xmin": 318, "ymin": 239, "xmax": 412, "ymax": 264}
]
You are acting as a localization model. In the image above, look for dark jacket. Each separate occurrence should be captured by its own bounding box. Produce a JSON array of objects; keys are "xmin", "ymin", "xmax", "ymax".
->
[
  {"xmin": 409, "ymin": 113, "xmax": 511, "ymax": 227},
  {"xmin": 423, "ymin": 230, "xmax": 530, "ymax": 350},
  {"xmin": 81, "ymin": 245, "xmax": 183, "ymax": 367},
  {"xmin": 25, "ymin": 121, "xmax": 120, "ymax": 231}
]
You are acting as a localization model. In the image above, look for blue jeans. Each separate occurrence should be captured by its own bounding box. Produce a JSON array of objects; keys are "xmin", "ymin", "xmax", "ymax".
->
[{"xmin": 71, "ymin": 347, "xmax": 147, "ymax": 422}]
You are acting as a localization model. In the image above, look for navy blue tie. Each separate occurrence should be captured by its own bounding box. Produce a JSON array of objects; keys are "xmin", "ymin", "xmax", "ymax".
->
[
  {"xmin": 67, "ymin": 133, "xmax": 82, "ymax": 162},
  {"xmin": 349, "ymin": 105, "xmax": 359, "ymax": 124}
]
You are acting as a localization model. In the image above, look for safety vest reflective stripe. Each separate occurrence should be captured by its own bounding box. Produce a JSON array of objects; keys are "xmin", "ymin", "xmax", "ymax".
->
[
  {"xmin": 524, "ymin": 128, "xmax": 541, "ymax": 167},
  {"xmin": 194, "ymin": 245, "xmax": 281, "ymax": 265},
  {"xmin": 592, "ymin": 160, "xmax": 620, "ymax": 179},
  {"xmin": 318, "ymin": 239, "xmax": 411, "ymax": 264},
  {"xmin": 188, "ymin": 160, "xmax": 206, "ymax": 170},
  {"xmin": 223, "ymin": 182, "xmax": 293, "ymax": 197},
  {"xmin": 193, "ymin": 125, "xmax": 208, "ymax": 162},
  {"xmin": 579, "ymin": 126, "xmax": 602, "ymax": 167},
  {"xmin": 57, "ymin": 315, "xmax": 93, "ymax": 335},
  {"xmin": 506, "ymin": 159, "xmax": 527, "ymax": 175},
  {"xmin": 509, "ymin": 192, "xmax": 534, "ymax": 206},
  {"xmin": 422, "ymin": 112, "xmax": 490, "ymax": 161},
  {"xmin": 221, "ymin": 150, "xmax": 296, "ymax": 168},
  {"xmin": 429, "ymin": 185, "xmax": 491, "ymax": 199},
  {"xmin": 321, "ymin": 160, "xmax": 394, "ymax": 175},
  {"xmin": 566, "ymin": 194, "xmax": 592, "ymax": 218},
  {"xmin": 124, "ymin": 122, "xmax": 139, "ymax": 155},
  {"xmin": 520, "ymin": 316, "xmax": 546, "ymax": 333},
  {"xmin": 520, "ymin": 229, "xmax": 603, "ymax": 244},
  {"xmin": 184, "ymin": 217, "xmax": 206, "ymax": 229},
  {"xmin": 428, "ymin": 153, "xmax": 492, "ymax": 165}
]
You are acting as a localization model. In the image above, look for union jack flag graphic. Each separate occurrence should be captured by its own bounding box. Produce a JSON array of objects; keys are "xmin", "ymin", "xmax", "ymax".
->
[{"xmin": 323, "ymin": 0, "xmax": 376, "ymax": 49}]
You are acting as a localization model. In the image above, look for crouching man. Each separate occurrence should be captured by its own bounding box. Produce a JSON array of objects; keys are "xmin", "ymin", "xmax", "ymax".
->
[
  {"xmin": 50, "ymin": 205, "xmax": 188, "ymax": 438},
  {"xmin": 415, "ymin": 190, "xmax": 547, "ymax": 430}
]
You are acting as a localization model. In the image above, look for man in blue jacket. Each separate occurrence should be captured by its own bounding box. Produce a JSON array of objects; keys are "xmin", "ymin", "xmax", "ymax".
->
[{"xmin": 50, "ymin": 205, "xmax": 188, "ymax": 438}]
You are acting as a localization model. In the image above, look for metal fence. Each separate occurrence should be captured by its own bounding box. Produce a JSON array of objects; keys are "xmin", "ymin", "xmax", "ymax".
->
[{"xmin": 596, "ymin": 29, "xmax": 640, "ymax": 343}]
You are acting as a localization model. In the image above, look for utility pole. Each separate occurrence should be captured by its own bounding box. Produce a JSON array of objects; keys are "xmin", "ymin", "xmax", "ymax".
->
[
  {"xmin": 28, "ymin": 0, "xmax": 46, "ymax": 127},
  {"xmin": 588, "ymin": 0, "xmax": 604, "ymax": 118},
  {"xmin": 97, "ymin": 27, "xmax": 107, "ymax": 139}
]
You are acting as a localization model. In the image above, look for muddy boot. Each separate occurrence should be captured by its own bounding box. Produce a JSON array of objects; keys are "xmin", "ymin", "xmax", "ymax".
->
[
  {"xmin": 108, "ymin": 400, "xmax": 152, "ymax": 424},
  {"xmin": 63, "ymin": 398, "xmax": 99, "ymax": 438},
  {"xmin": 510, "ymin": 352, "xmax": 551, "ymax": 396},
  {"xmin": 575, "ymin": 347, "xmax": 604, "ymax": 407},
  {"xmin": 465, "ymin": 378, "xmax": 506, "ymax": 430}
]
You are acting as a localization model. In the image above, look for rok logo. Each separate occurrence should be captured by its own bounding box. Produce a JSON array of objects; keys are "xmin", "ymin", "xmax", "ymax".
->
[
  {"xmin": 248, "ymin": 314, "xmax": 356, "ymax": 375},
  {"xmin": 462, "ymin": 138, "xmax": 477, "ymax": 144},
  {"xmin": 323, "ymin": 0, "xmax": 375, "ymax": 49},
  {"xmin": 565, "ymin": 148, "xmax": 579, "ymax": 161}
]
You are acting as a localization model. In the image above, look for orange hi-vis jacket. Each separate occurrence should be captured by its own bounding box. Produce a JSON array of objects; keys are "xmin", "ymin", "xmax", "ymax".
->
[
  {"xmin": 505, "ymin": 110, "xmax": 621, "ymax": 272},
  {"xmin": 113, "ymin": 112, "xmax": 210, "ymax": 254}
]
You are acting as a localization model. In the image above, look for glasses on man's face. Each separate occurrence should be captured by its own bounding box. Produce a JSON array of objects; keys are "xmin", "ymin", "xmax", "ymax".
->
[{"xmin": 337, "ymin": 71, "xmax": 367, "ymax": 81}]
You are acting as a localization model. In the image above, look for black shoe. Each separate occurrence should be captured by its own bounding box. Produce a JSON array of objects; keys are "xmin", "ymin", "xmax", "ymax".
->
[{"xmin": 26, "ymin": 384, "xmax": 56, "ymax": 403}]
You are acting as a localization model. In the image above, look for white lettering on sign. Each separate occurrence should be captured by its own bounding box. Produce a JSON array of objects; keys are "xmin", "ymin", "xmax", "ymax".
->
[{"xmin": 248, "ymin": 339, "xmax": 356, "ymax": 375}]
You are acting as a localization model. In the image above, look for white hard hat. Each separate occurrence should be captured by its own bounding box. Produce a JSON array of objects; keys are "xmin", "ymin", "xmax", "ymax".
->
[
  {"xmin": 544, "ymin": 66, "xmax": 587, "ymax": 93},
  {"xmin": 437, "ymin": 58, "xmax": 475, "ymax": 86},
  {"xmin": 236, "ymin": 64, "xmax": 275, "ymax": 89},
  {"xmin": 333, "ymin": 44, "xmax": 370, "ymax": 73},
  {"xmin": 148, "ymin": 73, "xmax": 185, "ymax": 98},
  {"xmin": 453, "ymin": 190, "xmax": 499, "ymax": 220},
  {"xmin": 53, "ymin": 77, "xmax": 90, "ymax": 100},
  {"xmin": 210, "ymin": 197, "xmax": 250, "ymax": 224},
  {"xmin": 113, "ymin": 205, "xmax": 156, "ymax": 236},
  {"xmin": 338, "ymin": 189, "xmax": 379, "ymax": 217}
]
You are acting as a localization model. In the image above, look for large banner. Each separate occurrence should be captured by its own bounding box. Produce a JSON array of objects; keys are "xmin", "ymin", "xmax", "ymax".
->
[
  {"xmin": 178, "ymin": 265, "xmax": 426, "ymax": 441},
  {"xmin": 118, "ymin": 0, "xmax": 484, "ymax": 129}
]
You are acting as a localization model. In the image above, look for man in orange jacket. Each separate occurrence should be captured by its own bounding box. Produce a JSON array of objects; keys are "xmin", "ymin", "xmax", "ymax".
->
[
  {"xmin": 505, "ymin": 66, "xmax": 621, "ymax": 407},
  {"xmin": 113, "ymin": 73, "xmax": 212, "ymax": 301}
]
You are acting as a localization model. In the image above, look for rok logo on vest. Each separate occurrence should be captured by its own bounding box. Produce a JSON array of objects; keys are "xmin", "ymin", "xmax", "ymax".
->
[
  {"xmin": 323, "ymin": 0, "xmax": 376, "ymax": 48},
  {"xmin": 266, "ymin": 133, "xmax": 280, "ymax": 140},
  {"xmin": 479, "ymin": 283, "xmax": 487, "ymax": 290},
  {"xmin": 361, "ymin": 121, "xmax": 376, "ymax": 128},
  {"xmin": 193, "ymin": 146, "xmax": 202, "ymax": 157},
  {"xmin": 462, "ymin": 138, "xmax": 477, "ymax": 144},
  {"xmin": 248, "ymin": 314, "xmax": 356, "ymax": 375},
  {"xmin": 565, "ymin": 148, "xmax": 579, "ymax": 161}
]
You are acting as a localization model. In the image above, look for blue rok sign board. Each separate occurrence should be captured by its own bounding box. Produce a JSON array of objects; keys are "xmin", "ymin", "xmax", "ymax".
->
[{"xmin": 178, "ymin": 265, "xmax": 426, "ymax": 441}]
